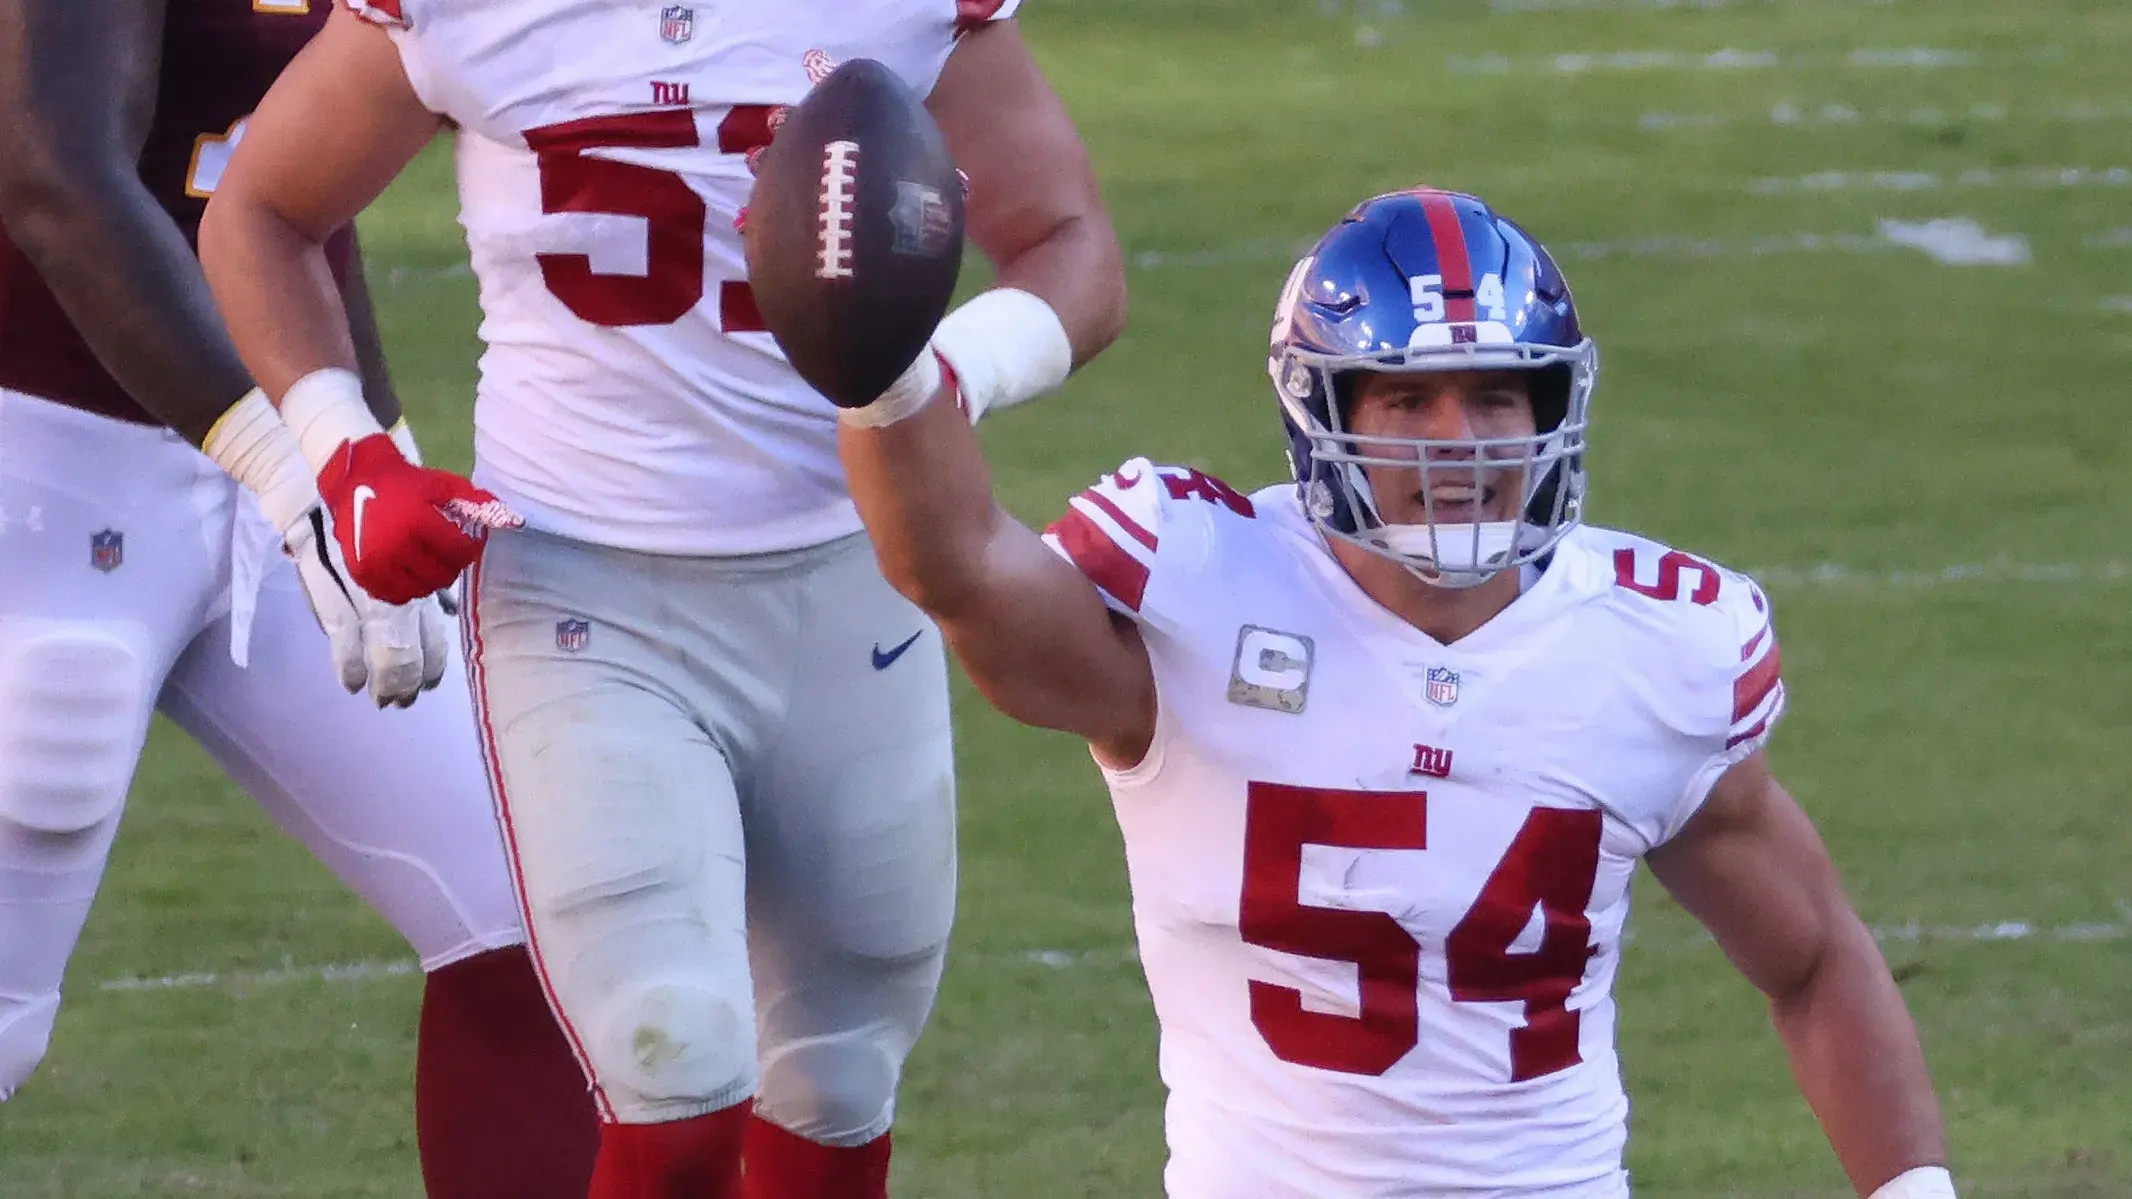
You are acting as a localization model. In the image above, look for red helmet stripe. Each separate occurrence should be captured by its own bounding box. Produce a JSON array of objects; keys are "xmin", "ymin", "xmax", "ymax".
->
[{"xmin": 1417, "ymin": 191, "xmax": 1478, "ymax": 324}]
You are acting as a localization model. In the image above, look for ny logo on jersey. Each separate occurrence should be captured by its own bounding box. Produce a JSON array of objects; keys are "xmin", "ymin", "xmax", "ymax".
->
[
  {"xmin": 1409, "ymin": 743, "xmax": 1454, "ymax": 779},
  {"xmin": 659, "ymin": 5, "xmax": 694, "ymax": 43},
  {"xmin": 651, "ymin": 80, "xmax": 691, "ymax": 106},
  {"xmin": 1228, "ymin": 626, "xmax": 1313, "ymax": 714}
]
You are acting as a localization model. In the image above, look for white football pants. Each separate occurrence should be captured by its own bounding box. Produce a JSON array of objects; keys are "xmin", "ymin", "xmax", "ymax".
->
[
  {"xmin": 0, "ymin": 390, "xmax": 525, "ymax": 1101},
  {"xmin": 461, "ymin": 525, "xmax": 956, "ymax": 1141}
]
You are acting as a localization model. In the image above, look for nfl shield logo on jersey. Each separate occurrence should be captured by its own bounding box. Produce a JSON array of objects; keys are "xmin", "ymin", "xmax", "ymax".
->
[
  {"xmin": 659, "ymin": 5, "xmax": 694, "ymax": 43},
  {"xmin": 89, "ymin": 529, "xmax": 123, "ymax": 573},
  {"xmin": 1424, "ymin": 665, "xmax": 1460, "ymax": 707},
  {"xmin": 555, "ymin": 618, "xmax": 590, "ymax": 653}
]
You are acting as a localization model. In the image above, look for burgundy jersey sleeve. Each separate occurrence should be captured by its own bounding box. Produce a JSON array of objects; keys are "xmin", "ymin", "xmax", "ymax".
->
[{"xmin": 0, "ymin": 0, "xmax": 332, "ymax": 424}]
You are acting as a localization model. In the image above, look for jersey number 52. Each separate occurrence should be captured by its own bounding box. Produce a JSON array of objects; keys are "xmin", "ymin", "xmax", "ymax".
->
[
  {"xmin": 1240, "ymin": 782, "xmax": 1603, "ymax": 1081},
  {"xmin": 521, "ymin": 106, "xmax": 776, "ymax": 332}
]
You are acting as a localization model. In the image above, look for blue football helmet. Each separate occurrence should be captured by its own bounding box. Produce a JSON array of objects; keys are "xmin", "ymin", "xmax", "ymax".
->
[{"xmin": 1268, "ymin": 188, "xmax": 1597, "ymax": 588}]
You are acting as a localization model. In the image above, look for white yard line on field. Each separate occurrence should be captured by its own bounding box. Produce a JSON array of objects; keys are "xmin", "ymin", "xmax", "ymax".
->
[
  {"xmin": 1488, "ymin": 0, "xmax": 1898, "ymax": 11},
  {"xmin": 1448, "ymin": 46, "xmax": 1989, "ymax": 75},
  {"xmin": 1749, "ymin": 165, "xmax": 2132, "ymax": 194},
  {"xmin": 1755, "ymin": 560, "xmax": 2132, "ymax": 588},
  {"xmin": 92, "ymin": 904, "xmax": 2132, "ymax": 996},
  {"xmin": 2103, "ymin": 296, "xmax": 2132, "ymax": 314},
  {"xmin": 99, "ymin": 958, "xmax": 416, "ymax": 993},
  {"xmin": 1642, "ymin": 99, "xmax": 2132, "ymax": 132}
]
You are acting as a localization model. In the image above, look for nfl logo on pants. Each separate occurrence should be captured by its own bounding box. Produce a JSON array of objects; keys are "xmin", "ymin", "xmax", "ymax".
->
[
  {"xmin": 1425, "ymin": 665, "xmax": 1460, "ymax": 707},
  {"xmin": 90, "ymin": 529, "xmax": 123, "ymax": 573},
  {"xmin": 659, "ymin": 5, "xmax": 693, "ymax": 43},
  {"xmin": 555, "ymin": 619, "xmax": 590, "ymax": 653}
]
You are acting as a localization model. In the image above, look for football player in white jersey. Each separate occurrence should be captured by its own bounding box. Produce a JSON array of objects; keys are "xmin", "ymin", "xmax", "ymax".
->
[
  {"xmin": 829, "ymin": 188, "xmax": 1954, "ymax": 1197},
  {"xmin": 195, "ymin": 1, "xmax": 1124, "ymax": 1195}
]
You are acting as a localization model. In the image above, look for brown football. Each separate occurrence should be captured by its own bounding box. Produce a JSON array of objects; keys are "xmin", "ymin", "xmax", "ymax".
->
[{"xmin": 743, "ymin": 59, "xmax": 966, "ymax": 409}]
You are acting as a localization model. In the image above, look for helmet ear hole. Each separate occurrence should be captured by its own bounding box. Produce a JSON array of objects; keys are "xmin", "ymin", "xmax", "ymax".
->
[
  {"xmin": 1332, "ymin": 371, "xmax": 1361, "ymax": 430},
  {"xmin": 1524, "ymin": 454, "xmax": 1576, "ymax": 525},
  {"xmin": 1531, "ymin": 363, "xmax": 1572, "ymax": 434}
]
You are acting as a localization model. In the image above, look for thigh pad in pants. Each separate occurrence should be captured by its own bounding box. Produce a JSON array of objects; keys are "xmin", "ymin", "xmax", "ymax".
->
[
  {"xmin": 0, "ymin": 620, "xmax": 151, "ymax": 1099},
  {"xmin": 467, "ymin": 539, "xmax": 758, "ymax": 1123}
]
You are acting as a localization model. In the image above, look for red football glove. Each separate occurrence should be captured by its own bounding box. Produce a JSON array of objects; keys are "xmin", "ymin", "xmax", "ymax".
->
[{"xmin": 314, "ymin": 433, "xmax": 522, "ymax": 605}]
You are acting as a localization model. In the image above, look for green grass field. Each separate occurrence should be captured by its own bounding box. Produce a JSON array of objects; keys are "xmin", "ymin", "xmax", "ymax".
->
[{"xmin": 6, "ymin": 0, "xmax": 2131, "ymax": 1193}]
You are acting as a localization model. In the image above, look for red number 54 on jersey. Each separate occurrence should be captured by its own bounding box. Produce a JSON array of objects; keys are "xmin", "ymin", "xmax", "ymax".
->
[{"xmin": 1240, "ymin": 782, "xmax": 1603, "ymax": 1082}]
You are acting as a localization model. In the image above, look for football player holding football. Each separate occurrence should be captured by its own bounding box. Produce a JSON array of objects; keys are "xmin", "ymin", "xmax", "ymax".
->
[
  {"xmin": 0, "ymin": 0, "xmax": 595, "ymax": 1192},
  {"xmin": 829, "ymin": 188, "xmax": 1955, "ymax": 1198},
  {"xmin": 197, "ymin": 1, "xmax": 1126, "ymax": 1195}
]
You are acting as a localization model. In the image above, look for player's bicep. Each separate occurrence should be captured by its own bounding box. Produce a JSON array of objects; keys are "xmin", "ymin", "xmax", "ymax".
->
[
  {"xmin": 926, "ymin": 20, "xmax": 1122, "ymax": 355},
  {"xmin": 1647, "ymin": 752, "xmax": 1850, "ymax": 1000},
  {"xmin": 937, "ymin": 512, "xmax": 1156, "ymax": 766},
  {"xmin": 0, "ymin": 0, "xmax": 164, "ymax": 225},
  {"xmin": 215, "ymin": 5, "xmax": 439, "ymax": 240}
]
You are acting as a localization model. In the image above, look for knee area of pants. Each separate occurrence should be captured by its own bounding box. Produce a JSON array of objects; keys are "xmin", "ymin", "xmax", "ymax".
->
[
  {"xmin": 755, "ymin": 1033, "xmax": 901, "ymax": 1146},
  {"xmin": 0, "ymin": 629, "xmax": 141, "ymax": 847},
  {"xmin": 0, "ymin": 989, "xmax": 60, "ymax": 1101},
  {"xmin": 591, "ymin": 982, "xmax": 754, "ymax": 1106}
]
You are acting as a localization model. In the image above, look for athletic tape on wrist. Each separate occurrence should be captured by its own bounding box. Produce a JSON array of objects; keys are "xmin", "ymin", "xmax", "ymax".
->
[
  {"xmin": 840, "ymin": 349, "xmax": 942, "ymax": 429},
  {"xmin": 280, "ymin": 367, "xmax": 387, "ymax": 474},
  {"xmin": 201, "ymin": 389, "xmax": 324, "ymax": 535},
  {"xmin": 1869, "ymin": 1167, "xmax": 1956, "ymax": 1199},
  {"xmin": 931, "ymin": 287, "xmax": 1072, "ymax": 424},
  {"xmin": 388, "ymin": 418, "xmax": 423, "ymax": 466}
]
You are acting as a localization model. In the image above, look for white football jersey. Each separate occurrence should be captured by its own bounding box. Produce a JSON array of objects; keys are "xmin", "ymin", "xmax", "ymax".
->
[
  {"xmin": 348, "ymin": 0, "xmax": 1018, "ymax": 554},
  {"xmin": 1043, "ymin": 460, "xmax": 1786, "ymax": 1198}
]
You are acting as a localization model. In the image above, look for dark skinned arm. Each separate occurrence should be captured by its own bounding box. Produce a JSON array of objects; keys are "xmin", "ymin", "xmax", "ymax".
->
[
  {"xmin": 340, "ymin": 227, "xmax": 403, "ymax": 429},
  {"xmin": 0, "ymin": 0, "xmax": 254, "ymax": 446}
]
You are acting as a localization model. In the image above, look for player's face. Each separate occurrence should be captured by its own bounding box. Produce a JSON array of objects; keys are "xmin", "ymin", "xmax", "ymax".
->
[{"xmin": 1345, "ymin": 370, "xmax": 1538, "ymax": 528}]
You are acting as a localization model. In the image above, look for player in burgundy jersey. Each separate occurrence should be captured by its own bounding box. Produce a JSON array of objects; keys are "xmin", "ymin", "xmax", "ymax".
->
[
  {"xmin": 827, "ymin": 189, "xmax": 1954, "ymax": 1196},
  {"xmin": 0, "ymin": 0, "xmax": 596, "ymax": 1192}
]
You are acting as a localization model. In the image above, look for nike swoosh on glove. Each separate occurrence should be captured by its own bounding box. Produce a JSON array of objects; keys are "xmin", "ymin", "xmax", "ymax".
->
[
  {"xmin": 286, "ymin": 505, "xmax": 453, "ymax": 707},
  {"xmin": 316, "ymin": 433, "xmax": 523, "ymax": 605}
]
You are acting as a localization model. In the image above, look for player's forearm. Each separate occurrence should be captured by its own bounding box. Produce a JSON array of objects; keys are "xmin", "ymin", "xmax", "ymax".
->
[
  {"xmin": 0, "ymin": 163, "xmax": 256, "ymax": 444},
  {"xmin": 989, "ymin": 211, "xmax": 1127, "ymax": 369},
  {"xmin": 1770, "ymin": 910, "xmax": 1948, "ymax": 1196},
  {"xmin": 198, "ymin": 192, "xmax": 362, "ymax": 402},
  {"xmin": 839, "ymin": 385, "xmax": 1008, "ymax": 616}
]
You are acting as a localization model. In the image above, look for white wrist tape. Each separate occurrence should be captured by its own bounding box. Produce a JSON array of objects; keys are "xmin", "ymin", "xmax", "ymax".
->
[
  {"xmin": 839, "ymin": 349, "xmax": 942, "ymax": 429},
  {"xmin": 388, "ymin": 418, "xmax": 423, "ymax": 465},
  {"xmin": 280, "ymin": 367, "xmax": 387, "ymax": 474},
  {"xmin": 1869, "ymin": 1167, "xmax": 1955, "ymax": 1199},
  {"xmin": 929, "ymin": 287, "xmax": 1072, "ymax": 424},
  {"xmin": 202, "ymin": 389, "xmax": 324, "ymax": 536}
]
